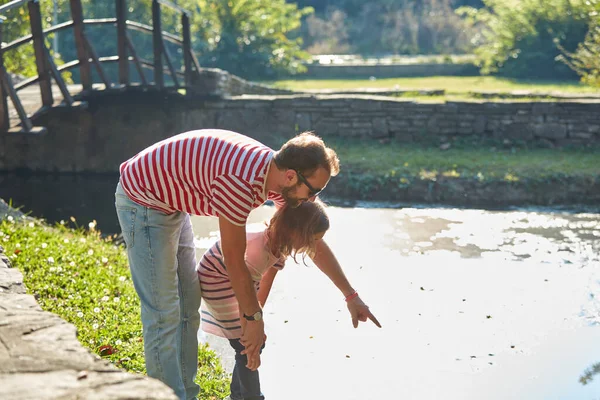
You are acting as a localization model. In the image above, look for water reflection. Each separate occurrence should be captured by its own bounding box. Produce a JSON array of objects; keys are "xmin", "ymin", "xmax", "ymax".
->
[
  {"xmin": 191, "ymin": 206, "xmax": 600, "ymax": 400},
  {"xmin": 0, "ymin": 173, "xmax": 122, "ymax": 234}
]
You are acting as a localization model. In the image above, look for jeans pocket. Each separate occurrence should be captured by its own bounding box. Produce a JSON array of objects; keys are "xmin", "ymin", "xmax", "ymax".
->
[{"xmin": 116, "ymin": 206, "xmax": 137, "ymax": 248}]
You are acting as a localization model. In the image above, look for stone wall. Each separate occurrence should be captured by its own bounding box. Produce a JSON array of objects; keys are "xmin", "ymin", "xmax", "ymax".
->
[
  {"xmin": 192, "ymin": 68, "xmax": 294, "ymax": 96},
  {"xmin": 303, "ymin": 62, "xmax": 479, "ymax": 79},
  {"xmin": 0, "ymin": 230, "xmax": 177, "ymax": 399},
  {"xmin": 0, "ymin": 91, "xmax": 598, "ymax": 173}
]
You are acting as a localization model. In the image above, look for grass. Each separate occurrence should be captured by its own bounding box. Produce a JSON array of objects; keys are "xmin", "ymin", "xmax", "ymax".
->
[
  {"xmin": 0, "ymin": 216, "xmax": 229, "ymax": 400},
  {"xmin": 265, "ymin": 76, "xmax": 600, "ymax": 95},
  {"xmin": 328, "ymin": 139, "xmax": 600, "ymax": 182}
]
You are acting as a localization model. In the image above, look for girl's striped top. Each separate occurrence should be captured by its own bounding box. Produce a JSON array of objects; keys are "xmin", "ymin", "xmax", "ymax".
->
[{"xmin": 198, "ymin": 231, "xmax": 285, "ymax": 339}]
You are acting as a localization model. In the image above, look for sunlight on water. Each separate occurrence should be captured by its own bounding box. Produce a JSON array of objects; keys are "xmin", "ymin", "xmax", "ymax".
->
[{"xmin": 193, "ymin": 205, "xmax": 600, "ymax": 400}]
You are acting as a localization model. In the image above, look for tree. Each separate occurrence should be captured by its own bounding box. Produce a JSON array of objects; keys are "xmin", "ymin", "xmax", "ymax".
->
[
  {"xmin": 1, "ymin": 0, "xmax": 71, "ymax": 78},
  {"xmin": 557, "ymin": 0, "xmax": 600, "ymax": 86},
  {"xmin": 182, "ymin": 0, "xmax": 313, "ymax": 79},
  {"xmin": 457, "ymin": 0, "xmax": 592, "ymax": 80}
]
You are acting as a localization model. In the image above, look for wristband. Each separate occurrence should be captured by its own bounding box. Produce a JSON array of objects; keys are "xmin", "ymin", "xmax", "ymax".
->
[{"xmin": 345, "ymin": 291, "xmax": 358, "ymax": 302}]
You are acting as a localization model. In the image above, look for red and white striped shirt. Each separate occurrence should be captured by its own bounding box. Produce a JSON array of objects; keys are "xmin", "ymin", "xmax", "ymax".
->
[{"xmin": 119, "ymin": 129, "xmax": 285, "ymax": 226}]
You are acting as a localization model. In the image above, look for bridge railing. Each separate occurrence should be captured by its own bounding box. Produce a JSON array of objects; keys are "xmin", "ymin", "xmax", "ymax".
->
[{"xmin": 0, "ymin": 0, "xmax": 202, "ymax": 134}]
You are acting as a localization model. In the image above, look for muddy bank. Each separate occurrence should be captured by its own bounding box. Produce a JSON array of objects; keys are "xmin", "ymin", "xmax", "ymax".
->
[{"xmin": 326, "ymin": 172, "xmax": 600, "ymax": 208}]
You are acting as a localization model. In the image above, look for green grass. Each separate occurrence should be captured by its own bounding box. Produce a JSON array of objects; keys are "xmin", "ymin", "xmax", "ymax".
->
[
  {"xmin": 329, "ymin": 139, "xmax": 600, "ymax": 182},
  {"xmin": 0, "ymin": 216, "xmax": 229, "ymax": 400},
  {"xmin": 265, "ymin": 76, "xmax": 599, "ymax": 95}
]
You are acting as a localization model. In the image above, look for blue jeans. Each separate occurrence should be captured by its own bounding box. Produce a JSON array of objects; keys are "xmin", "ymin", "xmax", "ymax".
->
[
  {"xmin": 115, "ymin": 182, "xmax": 201, "ymax": 400},
  {"xmin": 228, "ymin": 339, "xmax": 265, "ymax": 400}
]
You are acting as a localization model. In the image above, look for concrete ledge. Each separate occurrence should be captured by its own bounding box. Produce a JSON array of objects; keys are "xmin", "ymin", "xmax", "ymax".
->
[{"xmin": 0, "ymin": 240, "xmax": 177, "ymax": 400}]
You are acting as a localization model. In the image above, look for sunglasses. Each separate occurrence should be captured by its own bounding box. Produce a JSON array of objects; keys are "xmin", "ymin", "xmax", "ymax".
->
[{"xmin": 294, "ymin": 169, "xmax": 323, "ymax": 197}]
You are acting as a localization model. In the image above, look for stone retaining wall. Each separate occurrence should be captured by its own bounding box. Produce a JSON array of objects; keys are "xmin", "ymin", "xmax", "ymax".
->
[
  {"xmin": 0, "ymin": 225, "xmax": 177, "ymax": 400},
  {"xmin": 0, "ymin": 91, "xmax": 598, "ymax": 173},
  {"xmin": 302, "ymin": 62, "xmax": 479, "ymax": 79}
]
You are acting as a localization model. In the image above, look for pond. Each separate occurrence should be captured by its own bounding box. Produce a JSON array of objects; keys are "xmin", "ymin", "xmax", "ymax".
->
[{"xmin": 2, "ymin": 172, "xmax": 600, "ymax": 399}]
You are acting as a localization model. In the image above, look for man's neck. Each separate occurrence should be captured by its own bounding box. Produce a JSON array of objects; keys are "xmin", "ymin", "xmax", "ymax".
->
[{"xmin": 265, "ymin": 158, "xmax": 283, "ymax": 194}]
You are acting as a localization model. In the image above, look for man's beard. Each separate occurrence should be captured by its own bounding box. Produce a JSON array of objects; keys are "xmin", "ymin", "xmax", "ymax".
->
[{"xmin": 281, "ymin": 186, "xmax": 301, "ymax": 208}]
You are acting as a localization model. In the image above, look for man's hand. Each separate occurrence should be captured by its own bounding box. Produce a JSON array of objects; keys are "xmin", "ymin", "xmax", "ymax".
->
[
  {"xmin": 240, "ymin": 319, "xmax": 265, "ymax": 370},
  {"xmin": 347, "ymin": 295, "xmax": 382, "ymax": 328}
]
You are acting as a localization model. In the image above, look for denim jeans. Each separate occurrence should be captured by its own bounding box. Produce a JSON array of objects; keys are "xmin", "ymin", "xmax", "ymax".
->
[
  {"xmin": 228, "ymin": 339, "xmax": 265, "ymax": 400},
  {"xmin": 115, "ymin": 182, "xmax": 201, "ymax": 400}
]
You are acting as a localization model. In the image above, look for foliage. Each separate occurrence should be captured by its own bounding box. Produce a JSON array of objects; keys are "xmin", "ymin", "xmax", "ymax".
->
[
  {"xmin": 557, "ymin": 0, "xmax": 600, "ymax": 87},
  {"xmin": 457, "ymin": 0, "xmax": 592, "ymax": 79},
  {"xmin": 182, "ymin": 0, "xmax": 313, "ymax": 79},
  {"xmin": 294, "ymin": 0, "xmax": 485, "ymax": 15},
  {"xmin": 1, "ymin": 0, "xmax": 71, "ymax": 79},
  {"xmin": 302, "ymin": 8, "xmax": 350, "ymax": 54},
  {"xmin": 2, "ymin": 0, "xmax": 312, "ymax": 81},
  {"xmin": 0, "ymin": 216, "xmax": 230, "ymax": 399},
  {"xmin": 301, "ymin": 0, "xmax": 473, "ymax": 55}
]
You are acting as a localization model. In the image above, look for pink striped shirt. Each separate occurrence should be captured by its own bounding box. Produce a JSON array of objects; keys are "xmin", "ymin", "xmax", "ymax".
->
[
  {"xmin": 198, "ymin": 231, "xmax": 286, "ymax": 339},
  {"xmin": 119, "ymin": 129, "xmax": 285, "ymax": 226}
]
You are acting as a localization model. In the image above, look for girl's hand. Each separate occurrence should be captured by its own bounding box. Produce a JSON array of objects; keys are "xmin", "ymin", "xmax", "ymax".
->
[
  {"xmin": 347, "ymin": 295, "xmax": 382, "ymax": 328},
  {"xmin": 246, "ymin": 350, "xmax": 261, "ymax": 371}
]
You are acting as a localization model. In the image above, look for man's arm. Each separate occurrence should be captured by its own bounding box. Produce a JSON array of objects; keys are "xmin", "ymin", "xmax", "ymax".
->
[
  {"xmin": 218, "ymin": 216, "xmax": 261, "ymax": 316},
  {"xmin": 218, "ymin": 216, "xmax": 264, "ymax": 370},
  {"xmin": 311, "ymin": 239, "xmax": 382, "ymax": 328}
]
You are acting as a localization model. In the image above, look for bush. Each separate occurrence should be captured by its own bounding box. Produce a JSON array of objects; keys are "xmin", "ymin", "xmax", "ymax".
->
[
  {"xmin": 301, "ymin": 0, "xmax": 473, "ymax": 55},
  {"xmin": 558, "ymin": 0, "xmax": 600, "ymax": 87},
  {"xmin": 458, "ymin": 0, "xmax": 592, "ymax": 79},
  {"xmin": 185, "ymin": 0, "xmax": 313, "ymax": 79}
]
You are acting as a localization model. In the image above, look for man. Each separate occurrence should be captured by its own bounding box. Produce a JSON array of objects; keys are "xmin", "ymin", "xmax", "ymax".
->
[{"xmin": 114, "ymin": 129, "xmax": 379, "ymax": 400}]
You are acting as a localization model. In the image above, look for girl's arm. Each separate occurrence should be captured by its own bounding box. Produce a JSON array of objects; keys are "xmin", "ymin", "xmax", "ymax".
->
[
  {"xmin": 311, "ymin": 239, "xmax": 381, "ymax": 328},
  {"xmin": 257, "ymin": 267, "xmax": 279, "ymax": 307}
]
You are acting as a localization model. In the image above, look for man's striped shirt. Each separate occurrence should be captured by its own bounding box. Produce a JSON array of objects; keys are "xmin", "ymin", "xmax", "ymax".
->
[{"xmin": 119, "ymin": 129, "xmax": 285, "ymax": 226}]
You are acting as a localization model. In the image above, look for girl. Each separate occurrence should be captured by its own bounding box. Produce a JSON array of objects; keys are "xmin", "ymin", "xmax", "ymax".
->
[{"xmin": 197, "ymin": 200, "xmax": 380, "ymax": 400}]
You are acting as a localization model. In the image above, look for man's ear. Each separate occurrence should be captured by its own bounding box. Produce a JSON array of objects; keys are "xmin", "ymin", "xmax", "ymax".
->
[{"xmin": 284, "ymin": 169, "xmax": 297, "ymax": 185}]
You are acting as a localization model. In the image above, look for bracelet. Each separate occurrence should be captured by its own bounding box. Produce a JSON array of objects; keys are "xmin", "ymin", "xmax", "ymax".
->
[{"xmin": 345, "ymin": 291, "xmax": 358, "ymax": 302}]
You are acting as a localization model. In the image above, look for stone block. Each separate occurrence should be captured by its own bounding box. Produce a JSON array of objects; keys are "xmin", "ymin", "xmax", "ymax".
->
[
  {"xmin": 389, "ymin": 120, "xmax": 410, "ymax": 129},
  {"xmin": 569, "ymin": 131, "xmax": 594, "ymax": 139},
  {"xmin": 352, "ymin": 121, "xmax": 373, "ymax": 129},
  {"xmin": 588, "ymin": 125, "xmax": 600, "ymax": 134},
  {"xmin": 314, "ymin": 119, "xmax": 340, "ymax": 136},
  {"xmin": 474, "ymin": 115, "xmax": 486, "ymax": 134},
  {"xmin": 501, "ymin": 123, "xmax": 534, "ymax": 140},
  {"xmin": 532, "ymin": 103, "xmax": 557, "ymax": 115},
  {"xmin": 372, "ymin": 117, "xmax": 389, "ymax": 136},
  {"xmin": 295, "ymin": 112, "xmax": 312, "ymax": 132},
  {"xmin": 349, "ymin": 100, "xmax": 383, "ymax": 111},
  {"xmin": 533, "ymin": 123, "xmax": 567, "ymax": 139}
]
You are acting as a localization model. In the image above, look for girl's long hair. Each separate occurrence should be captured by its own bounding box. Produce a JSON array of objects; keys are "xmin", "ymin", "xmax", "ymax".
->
[{"xmin": 266, "ymin": 200, "xmax": 330, "ymax": 263}]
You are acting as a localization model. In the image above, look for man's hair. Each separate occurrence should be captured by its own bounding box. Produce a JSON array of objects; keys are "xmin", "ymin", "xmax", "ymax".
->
[
  {"xmin": 273, "ymin": 132, "xmax": 340, "ymax": 177},
  {"xmin": 266, "ymin": 199, "xmax": 330, "ymax": 262}
]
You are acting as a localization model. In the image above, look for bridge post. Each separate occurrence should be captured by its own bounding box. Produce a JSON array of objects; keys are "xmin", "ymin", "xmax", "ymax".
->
[
  {"xmin": 182, "ymin": 13, "xmax": 193, "ymax": 91},
  {"xmin": 69, "ymin": 0, "xmax": 92, "ymax": 91},
  {"xmin": 116, "ymin": 0, "xmax": 129, "ymax": 85},
  {"xmin": 0, "ymin": 19, "xmax": 8, "ymax": 132},
  {"xmin": 152, "ymin": 0, "xmax": 164, "ymax": 89},
  {"xmin": 28, "ymin": 0, "xmax": 53, "ymax": 107}
]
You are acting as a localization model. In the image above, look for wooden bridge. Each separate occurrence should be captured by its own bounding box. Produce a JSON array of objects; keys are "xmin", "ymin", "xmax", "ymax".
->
[{"xmin": 0, "ymin": 0, "xmax": 201, "ymax": 134}]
